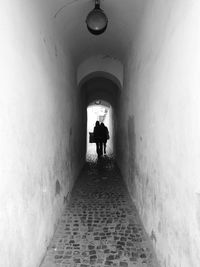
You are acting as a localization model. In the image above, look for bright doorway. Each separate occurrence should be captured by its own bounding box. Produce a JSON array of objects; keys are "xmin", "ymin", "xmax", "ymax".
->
[{"xmin": 86, "ymin": 100, "xmax": 114, "ymax": 160}]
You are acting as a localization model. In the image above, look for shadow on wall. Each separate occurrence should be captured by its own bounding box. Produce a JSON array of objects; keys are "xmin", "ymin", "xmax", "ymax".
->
[{"xmin": 128, "ymin": 115, "xmax": 136, "ymax": 197}]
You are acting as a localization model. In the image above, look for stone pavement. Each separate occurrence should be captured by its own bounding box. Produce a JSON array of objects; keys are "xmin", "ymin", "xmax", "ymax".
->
[{"xmin": 40, "ymin": 156, "xmax": 158, "ymax": 267}]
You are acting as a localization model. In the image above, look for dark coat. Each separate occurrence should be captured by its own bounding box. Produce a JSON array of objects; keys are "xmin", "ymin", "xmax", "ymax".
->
[
  {"xmin": 101, "ymin": 124, "xmax": 109, "ymax": 143},
  {"xmin": 93, "ymin": 125, "xmax": 101, "ymax": 142}
]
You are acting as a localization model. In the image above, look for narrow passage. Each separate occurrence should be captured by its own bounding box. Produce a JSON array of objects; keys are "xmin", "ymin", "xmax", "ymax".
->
[{"xmin": 41, "ymin": 157, "xmax": 158, "ymax": 267}]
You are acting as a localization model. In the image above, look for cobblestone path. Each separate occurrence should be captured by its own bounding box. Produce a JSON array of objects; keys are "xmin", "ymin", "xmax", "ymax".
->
[{"xmin": 40, "ymin": 156, "xmax": 158, "ymax": 267}]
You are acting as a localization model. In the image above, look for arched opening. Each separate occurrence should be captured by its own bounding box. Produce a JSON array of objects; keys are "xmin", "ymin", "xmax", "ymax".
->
[
  {"xmin": 79, "ymin": 73, "xmax": 121, "ymax": 161},
  {"xmin": 77, "ymin": 55, "xmax": 124, "ymax": 89},
  {"xmin": 86, "ymin": 100, "xmax": 114, "ymax": 160}
]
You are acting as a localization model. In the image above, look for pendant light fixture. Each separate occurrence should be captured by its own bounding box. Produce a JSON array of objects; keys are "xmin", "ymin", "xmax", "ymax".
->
[{"xmin": 86, "ymin": 0, "xmax": 108, "ymax": 35}]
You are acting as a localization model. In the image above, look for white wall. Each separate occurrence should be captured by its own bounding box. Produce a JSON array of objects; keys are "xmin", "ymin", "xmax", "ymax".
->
[
  {"xmin": 0, "ymin": 2, "xmax": 84, "ymax": 267},
  {"xmin": 118, "ymin": 1, "xmax": 200, "ymax": 266}
]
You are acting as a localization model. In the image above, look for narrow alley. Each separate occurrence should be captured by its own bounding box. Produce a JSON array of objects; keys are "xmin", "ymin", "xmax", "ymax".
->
[
  {"xmin": 40, "ymin": 156, "xmax": 158, "ymax": 267},
  {"xmin": 2, "ymin": 1, "xmax": 200, "ymax": 267}
]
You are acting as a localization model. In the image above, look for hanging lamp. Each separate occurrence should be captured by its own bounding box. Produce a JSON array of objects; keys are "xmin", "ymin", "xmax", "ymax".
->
[{"xmin": 86, "ymin": 0, "xmax": 108, "ymax": 35}]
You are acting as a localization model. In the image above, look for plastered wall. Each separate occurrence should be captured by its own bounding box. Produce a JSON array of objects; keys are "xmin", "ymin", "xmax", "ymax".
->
[
  {"xmin": 0, "ymin": 2, "xmax": 84, "ymax": 267},
  {"xmin": 118, "ymin": 1, "xmax": 200, "ymax": 266}
]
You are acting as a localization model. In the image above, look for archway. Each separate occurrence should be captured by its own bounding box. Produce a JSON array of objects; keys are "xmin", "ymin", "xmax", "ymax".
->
[
  {"xmin": 79, "ymin": 74, "xmax": 121, "ymax": 160},
  {"xmin": 86, "ymin": 100, "xmax": 113, "ymax": 160},
  {"xmin": 77, "ymin": 55, "xmax": 124, "ymax": 89}
]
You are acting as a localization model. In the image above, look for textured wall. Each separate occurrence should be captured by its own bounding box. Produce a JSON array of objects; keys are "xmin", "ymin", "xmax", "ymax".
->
[
  {"xmin": 117, "ymin": 1, "xmax": 200, "ymax": 266},
  {"xmin": 0, "ymin": 2, "xmax": 84, "ymax": 267}
]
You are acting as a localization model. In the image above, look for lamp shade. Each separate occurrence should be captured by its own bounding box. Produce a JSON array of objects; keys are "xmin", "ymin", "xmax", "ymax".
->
[{"xmin": 86, "ymin": 5, "xmax": 108, "ymax": 35}]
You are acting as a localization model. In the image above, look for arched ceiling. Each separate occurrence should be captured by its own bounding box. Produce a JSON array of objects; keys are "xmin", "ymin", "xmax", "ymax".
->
[
  {"xmin": 81, "ymin": 76, "xmax": 120, "ymax": 108},
  {"xmin": 88, "ymin": 100, "xmax": 110, "ymax": 108},
  {"xmin": 77, "ymin": 55, "xmax": 123, "ymax": 88},
  {"xmin": 79, "ymin": 71, "xmax": 122, "ymax": 91},
  {"xmin": 47, "ymin": 0, "xmax": 144, "ymax": 66}
]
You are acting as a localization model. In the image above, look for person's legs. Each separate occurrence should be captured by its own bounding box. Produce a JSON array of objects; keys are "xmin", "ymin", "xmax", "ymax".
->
[
  {"xmin": 102, "ymin": 143, "xmax": 105, "ymax": 154},
  {"xmin": 99, "ymin": 141, "xmax": 103, "ymax": 156},
  {"xmin": 96, "ymin": 142, "xmax": 102, "ymax": 157},
  {"xmin": 96, "ymin": 142, "xmax": 99, "ymax": 155},
  {"xmin": 104, "ymin": 141, "xmax": 107, "ymax": 154}
]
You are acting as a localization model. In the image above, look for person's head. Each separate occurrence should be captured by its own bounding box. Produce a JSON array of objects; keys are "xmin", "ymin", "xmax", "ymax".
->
[
  {"xmin": 101, "ymin": 122, "xmax": 104, "ymax": 126},
  {"xmin": 95, "ymin": 121, "xmax": 99, "ymax": 126}
]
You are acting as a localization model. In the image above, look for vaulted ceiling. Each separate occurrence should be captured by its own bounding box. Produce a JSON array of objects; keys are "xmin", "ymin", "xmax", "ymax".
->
[
  {"xmin": 46, "ymin": 0, "xmax": 145, "ymax": 66},
  {"xmin": 81, "ymin": 76, "xmax": 120, "ymax": 107}
]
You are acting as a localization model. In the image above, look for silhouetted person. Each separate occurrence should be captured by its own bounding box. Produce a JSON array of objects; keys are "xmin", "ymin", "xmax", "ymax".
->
[
  {"xmin": 93, "ymin": 121, "xmax": 103, "ymax": 157},
  {"xmin": 100, "ymin": 122, "xmax": 109, "ymax": 154}
]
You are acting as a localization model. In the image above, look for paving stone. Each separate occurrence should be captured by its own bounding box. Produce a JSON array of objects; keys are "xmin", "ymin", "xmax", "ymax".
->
[
  {"xmin": 120, "ymin": 262, "xmax": 128, "ymax": 267},
  {"xmin": 105, "ymin": 260, "xmax": 113, "ymax": 265},
  {"xmin": 40, "ymin": 156, "xmax": 158, "ymax": 267}
]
